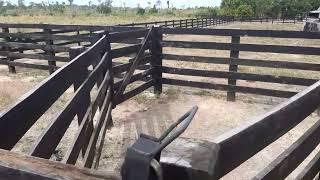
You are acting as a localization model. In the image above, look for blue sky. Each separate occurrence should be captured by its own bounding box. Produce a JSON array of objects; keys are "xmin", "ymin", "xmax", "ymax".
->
[{"xmin": 9, "ymin": 0, "xmax": 222, "ymax": 8}]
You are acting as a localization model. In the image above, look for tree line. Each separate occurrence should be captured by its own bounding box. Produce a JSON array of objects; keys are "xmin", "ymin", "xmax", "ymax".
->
[{"xmin": 220, "ymin": 0, "xmax": 319, "ymax": 17}]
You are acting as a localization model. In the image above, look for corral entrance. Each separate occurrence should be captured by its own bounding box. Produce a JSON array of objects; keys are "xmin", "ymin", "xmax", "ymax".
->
[{"xmin": 0, "ymin": 21, "xmax": 320, "ymax": 180}]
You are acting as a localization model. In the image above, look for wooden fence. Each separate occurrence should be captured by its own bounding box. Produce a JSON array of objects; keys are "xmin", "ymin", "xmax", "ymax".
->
[
  {"xmin": 0, "ymin": 26, "xmax": 320, "ymax": 179},
  {"xmin": 161, "ymin": 28, "xmax": 320, "ymax": 101},
  {"xmin": 236, "ymin": 16, "xmax": 306, "ymax": 24},
  {"xmin": 0, "ymin": 23, "xmax": 140, "ymax": 74},
  {"xmin": 118, "ymin": 16, "xmax": 234, "ymax": 28}
]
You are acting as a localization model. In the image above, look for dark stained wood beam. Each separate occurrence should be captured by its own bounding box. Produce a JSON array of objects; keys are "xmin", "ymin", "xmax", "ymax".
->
[{"xmin": 0, "ymin": 149, "xmax": 120, "ymax": 180}]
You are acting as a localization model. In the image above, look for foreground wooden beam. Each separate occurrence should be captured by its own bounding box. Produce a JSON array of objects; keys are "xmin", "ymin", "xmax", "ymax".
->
[{"xmin": 0, "ymin": 149, "xmax": 120, "ymax": 180}]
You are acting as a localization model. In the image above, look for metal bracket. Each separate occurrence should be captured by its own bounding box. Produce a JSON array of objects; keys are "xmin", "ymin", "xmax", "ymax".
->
[{"xmin": 121, "ymin": 106, "xmax": 198, "ymax": 180}]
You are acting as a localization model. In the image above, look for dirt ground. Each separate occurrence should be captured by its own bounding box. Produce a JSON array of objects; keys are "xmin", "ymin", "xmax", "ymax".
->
[{"xmin": 0, "ymin": 22, "xmax": 320, "ymax": 179}]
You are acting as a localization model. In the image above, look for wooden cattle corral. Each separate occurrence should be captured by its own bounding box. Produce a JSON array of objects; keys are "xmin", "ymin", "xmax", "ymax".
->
[{"xmin": 0, "ymin": 25, "xmax": 319, "ymax": 179}]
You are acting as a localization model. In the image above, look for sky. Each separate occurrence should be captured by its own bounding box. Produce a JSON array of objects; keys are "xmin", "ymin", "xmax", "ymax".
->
[{"xmin": 8, "ymin": 0, "xmax": 222, "ymax": 8}]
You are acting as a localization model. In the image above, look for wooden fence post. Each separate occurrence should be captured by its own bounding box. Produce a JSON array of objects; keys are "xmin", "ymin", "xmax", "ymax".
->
[
  {"xmin": 69, "ymin": 46, "xmax": 88, "ymax": 125},
  {"xmin": 43, "ymin": 28, "xmax": 56, "ymax": 74},
  {"xmin": 227, "ymin": 36, "xmax": 240, "ymax": 102},
  {"xmin": 180, "ymin": 19, "xmax": 182, "ymax": 27},
  {"xmin": 191, "ymin": 19, "xmax": 194, "ymax": 28},
  {"xmin": 173, "ymin": 20, "xmax": 175, "ymax": 27},
  {"xmin": 2, "ymin": 27, "xmax": 16, "ymax": 73},
  {"xmin": 151, "ymin": 26, "xmax": 163, "ymax": 95}
]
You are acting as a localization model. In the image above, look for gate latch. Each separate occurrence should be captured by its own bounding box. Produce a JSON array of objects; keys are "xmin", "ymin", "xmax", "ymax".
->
[{"xmin": 121, "ymin": 106, "xmax": 198, "ymax": 180}]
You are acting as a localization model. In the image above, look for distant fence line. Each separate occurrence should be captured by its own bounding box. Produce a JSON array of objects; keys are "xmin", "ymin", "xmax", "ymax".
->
[{"xmin": 0, "ymin": 16, "xmax": 306, "ymax": 74}]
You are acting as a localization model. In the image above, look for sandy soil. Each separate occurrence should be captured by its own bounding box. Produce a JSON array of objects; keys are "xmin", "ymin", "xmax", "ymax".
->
[{"xmin": 0, "ymin": 22, "xmax": 319, "ymax": 179}]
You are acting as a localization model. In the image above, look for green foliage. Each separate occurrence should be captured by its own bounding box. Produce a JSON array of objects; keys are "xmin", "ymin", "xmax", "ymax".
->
[
  {"xmin": 221, "ymin": 0, "xmax": 319, "ymax": 17},
  {"xmin": 136, "ymin": 7, "xmax": 145, "ymax": 15},
  {"xmin": 194, "ymin": 7, "xmax": 219, "ymax": 18},
  {"xmin": 149, "ymin": 5, "xmax": 158, "ymax": 14},
  {"xmin": 237, "ymin": 4, "xmax": 254, "ymax": 17},
  {"xmin": 97, "ymin": 0, "xmax": 112, "ymax": 15}
]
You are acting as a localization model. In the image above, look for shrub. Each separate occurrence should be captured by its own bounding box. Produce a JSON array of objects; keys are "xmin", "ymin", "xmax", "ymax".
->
[
  {"xmin": 97, "ymin": 0, "xmax": 112, "ymax": 15},
  {"xmin": 137, "ymin": 7, "xmax": 145, "ymax": 15},
  {"xmin": 149, "ymin": 5, "xmax": 158, "ymax": 14}
]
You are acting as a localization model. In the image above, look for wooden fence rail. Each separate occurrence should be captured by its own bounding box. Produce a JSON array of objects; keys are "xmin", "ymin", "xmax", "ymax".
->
[{"xmin": 161, "ymin": 27, "xmax": 320, "ymax": 101}]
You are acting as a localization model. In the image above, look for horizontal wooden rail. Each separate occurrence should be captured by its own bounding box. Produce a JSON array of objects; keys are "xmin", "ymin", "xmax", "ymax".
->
[
  {"xmin": 162, "ymin": 28, "xmax": 320, "ymax": 39},
  {"xmin": 0, "ymin": 35, "xmax": 107, "ymax": 150},
  {"xmin": 163, "ymin": 54, "xmax": 320, "ymax": 71},
  {"xmin": 162, "ymin": 78, "xmax": 297, "ymax": 98},
  {"xmin": 254, "ymin": 119, "xmax": 320, "ymax": 179},
  {"xmin": 0, "ymin": 51, "xmax": 69, "ymax": 62},
  {"xmin": 0, "ymin": 60, "xmax": 59, "ymax": 71},
  {"xmin": 162, "ymin": 66, "xmax": 317, "ymax": 86},
  {"xmin": 116, "ymin": 80, "xmax": 154, "ymax": 105},
  {"xmin": 211, "ymin": 80, "xmax": 320, "ymax": 178},
  {"xmin": 162, "ymin": 41, "xmax": 320, "ymax": 55},
  {"xmin": 0, "ymin": 149, "xmax": 120, "ymax": 180}
]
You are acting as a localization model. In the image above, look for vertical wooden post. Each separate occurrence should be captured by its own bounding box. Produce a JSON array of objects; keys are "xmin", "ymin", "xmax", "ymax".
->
[
  {"xmin": 191, "ymin": 19, "xmax": 194, "ymax": 28},
  {"xmin": 151, "ymin": 26, "xmax": 163, "ymax": 96},
  {"xmin": 69, "ymin": 46, "xmax": 88, "ymax": 125},
  {"xmin": 172, "ymin": 20, "xmax": 175, "ymax": 27},
  {"xmin": 179, "ymin": 20, "xmax": 182, "ymax": 27},
  {"xmin": 165, "ymin": 21, "xmax": 168, "ymax": 27},
  {"xmin": 227, "ymin": 36, "xmax": 240, "ymax": 102},
  {"xmin": 77, "ymin": 31, "xmax": 81, "ymax": 46},
  {"xmin": 44, "ymin": 28, "xmax": 56, "ymax": 74},
  {"xmin": 2, "ymin": 27, "xmax": 16, "ymax": 73}
]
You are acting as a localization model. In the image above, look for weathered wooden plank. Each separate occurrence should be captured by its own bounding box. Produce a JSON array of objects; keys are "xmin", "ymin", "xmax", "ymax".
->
[
  {"xmin": 115, "ymin": 27, "xmax": 153, "ymax": 99},
  {"xmin": 296, "ymin": 151, "xmax": 320, "ymax": 180},
  {"xmin": 254, "ymin": 119, "xmax": 320, "ymax": 179},
  {"xmin": 111, "ymin": 44, "xmax": 142, "ymax": 59},
  {"xmin": 0, "ymin": 41, "xmax": 70, "ymax": 53},
  {"xmin": 162, "ymin": 41, "xmax": 320, "ymax": 55},
  {"xmin": 63, "ymin": 72, "xmax": 112, "ymax": 165},
  {"xmin": 114, "ymin": 68, "xmax": 154, "ymax": 90},
  {"xmin": 0, "ymin": 35, "xmax": 106, "ymax": 150},
  {"xmin": 163, "ymin": 54, "xmax": 320, "ymax": 71},
  {"xmin": 115, "ymin": 80, "xmax": 154, "ymax": 105},
  {"xmin": 0, "ymin": 23, "xmax": 142, "ymax": 32},
  {"xmin": 162, "ymin": 78, "xmax": 297, "ymax": 98},
  {"xmin": 211, "ymin": 80, "xmax": 320, "ymax": 179},
  {"xmin": 0, "ymin": 32, "xmax": 91, "ymax": 41},
  {"xmin": 0, "ymin": 51, "xmax": 69, "ymax": 62},
  {"xmin": 83, "ymin": 90, "xmax": 113, "ymax": 168},
  {"xmin": 112, "ymin": 55, "xmax": 151, "ymax": 74},
  {"xmin": 30, "ymin": 51, "xmax": 110, "ymax": 159},
  {"xmin": 227, "ymin": 36, "xmax": 240, "ymax": 101},
  {"xmin": 110, "ymin": 29, "xmax": 149, "ymax": 42},
  {"xmin": 0, "ymin": 149, "xmax": 119, "ymax": 180},
  {"xmin": 162, "ymin": 66, "xmax": 317, "ymax": 86},
  {"xmin": 0, "ymin": 59, "xmax": 59, "ymax": 71},
  {"xmin": 151, "ymin": 26, "xmax": 163, "ymax": 95},
  {"xmin": 162, "ymin": 28, "xmax": 320, "ymax": 39}
]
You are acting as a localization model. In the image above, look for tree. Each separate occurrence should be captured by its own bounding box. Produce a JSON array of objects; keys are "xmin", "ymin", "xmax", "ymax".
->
[
  {"xmin": 18, "ymin": 0, "xmax": 25, "ymax": 8},
  {"xmin": 237, "ymin": 4, "xmax": 254, "ymax": 17},
  {"xmin": 156, "ymin": 0, "xmax": 161, "ymax": 9},
  {"xmin": 68, "ymin": 0, "xmax": 73, "ymax": 6},
  {"xmin": 97, "ymin": 0, "xmax": 112, "ymax": 15}
]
